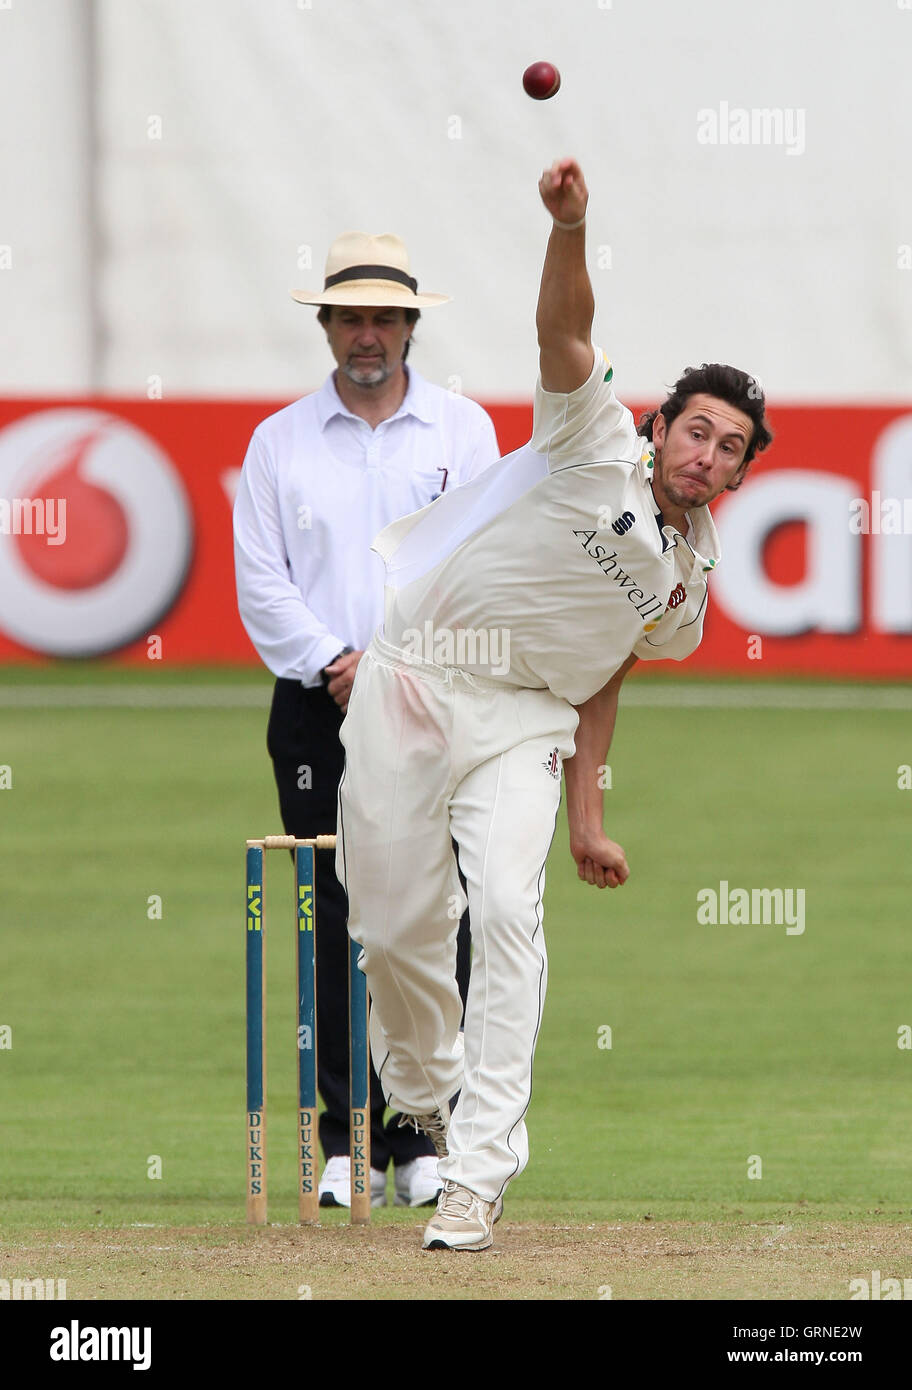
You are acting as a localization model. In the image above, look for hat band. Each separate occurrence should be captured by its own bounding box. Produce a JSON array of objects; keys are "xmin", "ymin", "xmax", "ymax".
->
[{"xmin": 324, "ymin": 263, "xmax": 418, "ymax": 294}]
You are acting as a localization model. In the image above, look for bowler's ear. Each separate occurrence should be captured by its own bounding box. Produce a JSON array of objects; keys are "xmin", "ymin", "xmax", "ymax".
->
[{"xmin": 651, "ymin": 411, "xmax": 666, "ymax": 449}]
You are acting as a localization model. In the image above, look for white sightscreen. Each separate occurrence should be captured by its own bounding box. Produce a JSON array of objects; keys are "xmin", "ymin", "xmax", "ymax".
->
[{"xmin": 1, "ymin": 0, "xmax": 910, "ymax": 401}]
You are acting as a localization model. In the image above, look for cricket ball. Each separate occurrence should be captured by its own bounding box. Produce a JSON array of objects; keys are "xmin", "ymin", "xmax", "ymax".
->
[{"xmin": 522, "ymin": 61, "xmax": 561, "ymax": 101}]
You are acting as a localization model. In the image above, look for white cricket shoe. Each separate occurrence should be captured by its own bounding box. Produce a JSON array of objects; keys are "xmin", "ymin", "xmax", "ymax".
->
[
  {"xmin": 397, "ymin": 1107, "xmax": 450, "ymax": 1158},
  {"xmin": 394, "ymin": 1156, "xmax": 443, "ymax": 1207},
  {"xmin": 422, "ymin": 1181, "xmax": 504, "ymax": 1251},
  {"xmin": 318, "ymin": 1155, "xmax": 387, "ymax": 1208}
]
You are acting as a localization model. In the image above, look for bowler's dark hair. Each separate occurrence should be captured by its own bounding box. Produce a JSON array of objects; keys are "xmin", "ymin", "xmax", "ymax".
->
[
  {"xmin": 638, "ymin": 363, "xmax": 773, "ymax": 490},
  {"xmin": 317, "ymin": 305, "xmax": 420, "ymax": 361}
]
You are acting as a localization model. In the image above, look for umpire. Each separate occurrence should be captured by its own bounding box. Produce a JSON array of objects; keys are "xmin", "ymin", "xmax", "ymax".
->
[{"xmin": 233, "ymin": 231, "xmax": 499, "ymax": 1207}]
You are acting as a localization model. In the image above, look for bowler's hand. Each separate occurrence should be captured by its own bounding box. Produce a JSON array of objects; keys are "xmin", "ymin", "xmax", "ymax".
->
[
  {"xmin": 325, "ymin": 650, "xmax": 363, "ymax": 713},
  {"xmin": 539, "ymin": 157, "xmax": 589, "ymax": 226},
  {"xmin": 570, "ymin": 828, "xmax": 629, "ymax": 889}
]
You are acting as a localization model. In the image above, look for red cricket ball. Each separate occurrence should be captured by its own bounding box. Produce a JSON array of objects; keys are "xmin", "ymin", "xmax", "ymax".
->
[{"xmin": 522, "ymin": 61, "xmax": 561, "ymax": 101}]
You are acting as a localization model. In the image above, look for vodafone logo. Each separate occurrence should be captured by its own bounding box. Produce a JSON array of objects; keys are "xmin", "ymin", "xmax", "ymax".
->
[{"xmin": 0, "ymin": 409, "xmax": 193, "ymax": 657}]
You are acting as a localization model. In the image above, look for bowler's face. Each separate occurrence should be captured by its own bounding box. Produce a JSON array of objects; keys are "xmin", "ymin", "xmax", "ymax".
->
[
  {"xmin": 651, "ymin": 394, "xmax": 752, "ymax": 513},
  {"xmin": 324, "ymin": 306, "xmax": 413, "ymax": 387}
]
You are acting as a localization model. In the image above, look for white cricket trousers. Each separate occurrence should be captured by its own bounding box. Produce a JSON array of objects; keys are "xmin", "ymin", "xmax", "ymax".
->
[{"xmin": 336, "ymin": 633, "xmax": 578, "ymax": 1201}]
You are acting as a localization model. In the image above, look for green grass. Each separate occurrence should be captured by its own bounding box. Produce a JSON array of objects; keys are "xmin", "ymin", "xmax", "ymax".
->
[{"xmin": 1, "ymin": 672, "xmax": 910, "ymax": 1233}]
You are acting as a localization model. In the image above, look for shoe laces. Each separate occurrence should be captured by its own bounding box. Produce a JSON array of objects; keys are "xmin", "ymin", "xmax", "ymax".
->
[
  {"xmin": 398, "ymin": 1110, "xmax": 448, "ymax": 1157},
  {"xmin": 437, "ymin": 1181, "xmax": 475, "ymax": 1217}
]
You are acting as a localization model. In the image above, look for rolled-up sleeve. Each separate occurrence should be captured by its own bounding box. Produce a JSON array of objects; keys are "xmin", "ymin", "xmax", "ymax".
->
[
  {"xmin": 530, "ymin": 346, "xmax": 639, "ymax": 473},
  {"xmin": 632, "ymin": 581, "xmax": 709, "ymax": 663}
]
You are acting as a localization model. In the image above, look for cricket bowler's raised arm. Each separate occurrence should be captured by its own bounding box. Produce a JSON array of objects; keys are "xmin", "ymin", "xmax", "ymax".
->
[
  {"xmin": 564, "ymin": 654, "xmax": 638, "ymax": 889},
  {"xmin": 536, "ymin": 158, "xmax": 595, "ymax": 393}
]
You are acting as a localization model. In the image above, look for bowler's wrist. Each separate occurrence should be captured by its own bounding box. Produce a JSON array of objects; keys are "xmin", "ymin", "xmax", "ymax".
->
[{"xmin": 567, "ymin": 804, "xmax": 605, "ymax": 846}]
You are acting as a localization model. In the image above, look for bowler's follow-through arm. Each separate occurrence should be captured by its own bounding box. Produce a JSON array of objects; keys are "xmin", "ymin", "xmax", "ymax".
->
[{"xmin": 564, "ymin": 656, "xmax": 636, "ymax": 890}]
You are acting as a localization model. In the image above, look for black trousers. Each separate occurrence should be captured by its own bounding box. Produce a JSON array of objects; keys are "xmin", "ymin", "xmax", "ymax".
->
[{"xmin": 267, "ymin": 677, "xmax": 471, "ymax": 1168}]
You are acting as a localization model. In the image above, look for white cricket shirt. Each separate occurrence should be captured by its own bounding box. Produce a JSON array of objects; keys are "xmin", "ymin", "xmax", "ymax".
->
[
  {"xmin": 373, "ymin": 347, "xmax": 721, "ymax": 706},
  {"xmin": 233, "ymin": 366, "xmax": 499, "ymax": 683}
]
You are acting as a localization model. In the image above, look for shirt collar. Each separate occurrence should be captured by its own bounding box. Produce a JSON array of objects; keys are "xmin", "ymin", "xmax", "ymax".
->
[{"xmin": 315, "ymin": 365, "xmax": 436, "ymax": 430}]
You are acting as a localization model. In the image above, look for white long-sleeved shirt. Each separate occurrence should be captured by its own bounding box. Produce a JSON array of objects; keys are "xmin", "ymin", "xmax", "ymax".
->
[{"xmin": 233, "ymin": 366, "xmax": 499, "ymax": 683}]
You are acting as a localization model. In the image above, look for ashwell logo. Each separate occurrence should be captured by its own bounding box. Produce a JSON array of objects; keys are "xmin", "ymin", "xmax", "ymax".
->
[
  {"xmin": 50, "ymin": 1321, "xmax": 151, "ymax": 1371},
  {"xmin": 572, "ymin": 531, "xmax": 665, "ymax": 621},
  {"xmin": 697, "ymin": 881, "xmax": 805, "ymax": 935},
  {"xmin": 697, "ymin": 101, "xmax": 806, "ymax": 156},
  {"xmin": 400, "ymin": 622, "xmax": 511, "ymax": 678}
]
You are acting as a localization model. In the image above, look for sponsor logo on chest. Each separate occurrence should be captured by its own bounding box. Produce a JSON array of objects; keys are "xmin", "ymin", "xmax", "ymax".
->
[{"xmin": 572, "ymin": 529, "xmax": 667, "ymax": 622}]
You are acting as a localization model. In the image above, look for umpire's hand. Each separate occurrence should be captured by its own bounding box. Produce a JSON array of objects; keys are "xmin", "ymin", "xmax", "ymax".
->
[{"xmin": 324, "ymin": 650, "xmax": 363, "ymax": 714}]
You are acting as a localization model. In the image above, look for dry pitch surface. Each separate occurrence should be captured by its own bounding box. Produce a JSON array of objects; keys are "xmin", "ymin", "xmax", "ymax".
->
[{"xmin": 4, "ymin": 1221, "xmax": 908, "ymax": 1300}]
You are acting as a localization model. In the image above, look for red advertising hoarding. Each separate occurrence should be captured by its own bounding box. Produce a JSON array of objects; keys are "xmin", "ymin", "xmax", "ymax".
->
[{"xmin": 0, "ymin": 397, "xmax": 909, "ymax": 676}]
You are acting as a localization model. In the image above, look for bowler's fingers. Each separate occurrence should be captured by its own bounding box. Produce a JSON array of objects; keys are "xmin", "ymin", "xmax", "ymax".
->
[
  {"xmin": 543, "ymin": 156, "xmax": 577, "ymax": 179},
  {"xmin": 539, "ymin": 158, "xmax": 579, "ymax": 199},
  {"xmin": 552, "ymin": 158, "xmax": 585, "ymax": 188},
  {"xmin": 578, "ymin": 857, "xmax": 624, "ymax": 889},
  {"xmin": 579, "ymin": 857, "xmax": 606, "ymax": 888}
]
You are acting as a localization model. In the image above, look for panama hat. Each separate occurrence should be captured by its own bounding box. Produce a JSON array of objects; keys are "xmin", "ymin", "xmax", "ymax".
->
[{"xmin": 290, "ymin": 231, "xmax": 450, "ymax": 309}]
